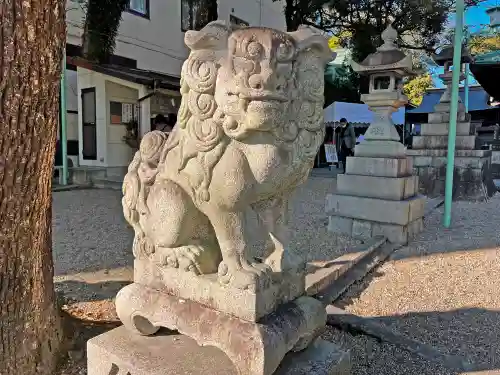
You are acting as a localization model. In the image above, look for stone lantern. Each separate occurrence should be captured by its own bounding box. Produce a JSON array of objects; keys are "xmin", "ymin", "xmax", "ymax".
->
[
  {"xmin": 432, "ymin": 45, "xmax": 472, "ymax": 113},
  {"xmin": 326, "ymin": 24, "xmax": 425, "ymax": 244},
  {"xmin": 350, "ymin": 24, "xmax": 417, "ymax": 158},
  {"xmin": 405, "ymin": 43, "xmax": 496, "ymax": 201}
]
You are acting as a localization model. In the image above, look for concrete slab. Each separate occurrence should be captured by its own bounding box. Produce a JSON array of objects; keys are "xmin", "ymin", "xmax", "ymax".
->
[
  {"xmin": 87, "ymin": 326, "xmax": 350, "ymax": 375},
  {"xmin": 326, "ymin": 194, "xmax": 425, "ymax": 226},
  {"xmin": 346, "ymin": 157, "xmax": 412, "ymax": 178},
  {"xmin": 336, "ymin": 174, "xmax": 418, "ymax": 201}
]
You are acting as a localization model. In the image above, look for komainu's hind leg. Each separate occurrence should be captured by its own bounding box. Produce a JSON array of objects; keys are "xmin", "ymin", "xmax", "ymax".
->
[{"xmin": 141, "ymin": 179, "xmax": 221, "ymax": 275}]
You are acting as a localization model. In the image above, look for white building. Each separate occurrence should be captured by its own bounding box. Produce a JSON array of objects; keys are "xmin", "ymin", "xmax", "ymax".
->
[{"xmin": 62, "ymin": 0, "xmax": 286, "ymax": 178}]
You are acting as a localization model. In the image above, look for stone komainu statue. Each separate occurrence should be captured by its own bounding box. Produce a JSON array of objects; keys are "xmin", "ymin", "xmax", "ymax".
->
[{"xmin": 122, "ymin": 21, "xmax": 331, "ymax": 291}]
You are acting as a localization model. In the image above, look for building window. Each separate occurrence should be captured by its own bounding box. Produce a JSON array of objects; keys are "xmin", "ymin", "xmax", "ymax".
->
[
  {"xmin": 230, "ymin": 15, "xmax": 249, "ymax": 27},
  {"xmin": 128, "ymin": 0, "xmax": 149, "ymax": 18},
  {"xmin": 181, "ymin": 0, "xmax": 218, "ymax": 31}
]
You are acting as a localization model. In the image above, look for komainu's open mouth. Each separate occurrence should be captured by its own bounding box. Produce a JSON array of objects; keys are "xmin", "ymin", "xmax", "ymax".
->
[{"xmin": 238, "ymin": 91, "xmax": 288, "ymax": 103}]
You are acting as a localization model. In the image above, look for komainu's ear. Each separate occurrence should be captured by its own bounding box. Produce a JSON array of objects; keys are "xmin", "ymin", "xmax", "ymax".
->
[
  {"xmin": 184, "ymin": 20, "xmax": 232, "ymax": 51},
  {"xmin": 288, "ymin": 26, "xmax": 334, "ymax": 64}
]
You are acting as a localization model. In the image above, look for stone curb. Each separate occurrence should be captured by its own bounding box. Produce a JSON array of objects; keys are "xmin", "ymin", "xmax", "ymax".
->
[
  {"xmin": 306, "ymin": 236, "xmax": 387, "ymax": 297},
  {"xmin": 424, "ymin": 198, "xmax": 444, "ymax": 217},
  {"xmin": 325, "ymin": 305, "xmax": 474, "ymax": 372},
  {"xmin": 314, "ymin": 241, "xmax": 399, "ymax": 305},
  {"xmin": 52, "ymin": 184, "xmax": 93, "ymax": 192}
]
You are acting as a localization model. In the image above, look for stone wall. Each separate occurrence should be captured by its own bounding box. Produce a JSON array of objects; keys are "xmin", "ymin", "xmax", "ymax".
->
[
  {"xmin": 407, "ymin": 149, "xmax": 496, "ymax": 201},
  {"xmin": 491, "ymin": 151, "xmax": 500, "ymax": 179}
]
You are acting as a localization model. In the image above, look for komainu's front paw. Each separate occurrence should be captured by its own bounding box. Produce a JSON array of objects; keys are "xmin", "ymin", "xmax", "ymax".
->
[
  {"xmin": 217, "ymin": 261, "xmax": 272, "ymax": 291},
  {"xmin": 154, "ymin": 245, "xmax": 219, "ymax": 275}
]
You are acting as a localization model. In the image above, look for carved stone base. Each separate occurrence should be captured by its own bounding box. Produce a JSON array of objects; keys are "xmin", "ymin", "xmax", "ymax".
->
[
  {"xmin": 87, "ymin": 326, "xmax": 351, "ymax": 375},
  {"xmin": 134, "ymin": 258, "xmax": 305, "ymax": 322},
  {"xmin": 354, "ymin": 140, "xmax": 406, "ymax": 159},
  {"xmin": 115, "ymin": 283, "xmax": 328, "ymax": 375}
]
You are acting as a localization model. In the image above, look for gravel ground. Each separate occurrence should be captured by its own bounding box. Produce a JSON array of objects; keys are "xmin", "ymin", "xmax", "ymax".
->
[
  {"xmin": 52, "ymin": 189, "xmax": 133, "ymax": 276},
  {"xmin": 337, "ymin": 194, "xmax": 500, "ymax": 373},
  {"xmin": 52, "ymin": 174, "xmax": 359, "ymax": 294},
  {"xmin": 52, "ymin": 172, "xmax": 480, "ymax": 374},
  {"xmin": 52, "ymin": 173, "xmax": 364, "ymax": 374}
]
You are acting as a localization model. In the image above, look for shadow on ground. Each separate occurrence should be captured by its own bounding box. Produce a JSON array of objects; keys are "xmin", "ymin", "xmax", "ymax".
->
[
  {"xmin": 366, "ymin": 308, "xmax": 500, "ymax": 373},
  {"xmin": 55, "ymin": 280, "xmax": 131, "ymax": 303}
]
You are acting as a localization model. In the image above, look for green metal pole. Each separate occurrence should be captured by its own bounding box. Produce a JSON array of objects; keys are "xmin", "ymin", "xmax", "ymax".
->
[
  {"xmin": 463, "ymin": 11, "xmax": 469, "ymax": 114},
  {"xmin": 443, "ymin": 0, "xmax": 465, "ymax": 228},
  {"xmin": 464, "ymin": 63, "xmax": 469, "ymax": 113},
  {"xmin": 60, "ymin": 47, "xmax": 68, "ymax": 185}
]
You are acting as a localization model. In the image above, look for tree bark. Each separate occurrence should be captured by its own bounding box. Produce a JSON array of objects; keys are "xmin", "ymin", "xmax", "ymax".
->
[{"xmin": 0, "ymin": 1, "xmax": 66, "ymax": 374}]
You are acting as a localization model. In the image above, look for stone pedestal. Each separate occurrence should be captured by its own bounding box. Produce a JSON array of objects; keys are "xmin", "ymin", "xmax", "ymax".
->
[
  {"xmin": 87, "ymin": 22, "xmax": 349, "ymax": 375},
  {"xmin": 327, "ymin": 153, "xmax": 425, "ymax": 244},
  {"xmin": 491, "ymin": 150, "xmax": 500, "ymax": 180},
  {"xmin": 408, "ymin": 104, "xmax": 496, "ymax": 200},
  {"xmin": 407, "ymin": 148, "xmax": 496, "ymax": 200},
  {"xmin": 87, "ymin": 326, "xmax": 350, "ymax": 375},
  {"xmin": 407, "ymin": 52, "xmax": 495, "ymax": 201},
  {"xmin": 112, "ymin": 282, "xmax": 330, "ymax": 375}
]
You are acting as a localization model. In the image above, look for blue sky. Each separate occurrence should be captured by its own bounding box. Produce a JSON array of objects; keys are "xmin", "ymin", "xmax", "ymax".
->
[
  {"xmin": 433, "ymin": 1, "xmax": 495, "ymax": 87},
  {"xmin": 448, "ymin": 0, "xmax": 495, "ymax": 29},
  {"xmin": 465, "ymin": 0, "xmax": 496, "ymax": 30}
]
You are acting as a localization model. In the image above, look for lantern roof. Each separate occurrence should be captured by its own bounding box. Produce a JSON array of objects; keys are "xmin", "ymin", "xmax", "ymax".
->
[
  {"xmin": 433, "ymin": 44, "xmax": 473, "ymax": 66},
  {"xmin": 351, "ymin": 24, "xmax": 415, "ymax": 76}
]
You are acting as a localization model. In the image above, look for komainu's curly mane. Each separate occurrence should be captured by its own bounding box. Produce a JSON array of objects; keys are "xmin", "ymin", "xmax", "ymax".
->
[
  {"xmin": 155, "ymin": 22, "xmax": 330, "ymax": 202},
  {"xmin": 159, "ymin": 22, "xmax": 231, "ymax": 203}
]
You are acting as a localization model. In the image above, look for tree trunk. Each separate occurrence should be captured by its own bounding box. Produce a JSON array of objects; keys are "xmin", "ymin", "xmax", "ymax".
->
[
  {"xmin": 285, "ymin": 0, "xmax": 301, "ymax": 31},
  {"xmin": 0, "ymin": 1, "xmax": 66, "ymax": 375}
]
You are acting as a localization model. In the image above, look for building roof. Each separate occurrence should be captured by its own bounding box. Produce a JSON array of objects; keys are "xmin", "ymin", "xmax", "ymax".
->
[
  {"xmin": 407, "ymin": 86, "xmax": 496, "ymax": 114},
  {"xmin": 470, "ymin": 63, "xmax": 500, "ymax": 101},
  {"xmin": 473, "ymin": 50, "xmax": 500, "ymax": 65},
  {"xmin": 67, "ymin": 56, "xmax": 181, "ymax": 91},
  {"xmin": 93, "ymin": 64, "xmax": 181, "ymax": 91}
]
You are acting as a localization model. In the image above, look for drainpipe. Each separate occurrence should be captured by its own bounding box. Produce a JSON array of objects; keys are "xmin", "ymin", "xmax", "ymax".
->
[
  {"xmin": 443, "ymin": 0, "xmax": 465, "ymax": 228},
  {"xmin": 60, "ymin": 47, "xmax": 68, "ymax": 185}
]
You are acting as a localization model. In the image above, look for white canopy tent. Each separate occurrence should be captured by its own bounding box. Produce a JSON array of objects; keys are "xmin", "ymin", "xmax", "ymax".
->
[{"xmin": 324, "ymin": 101, "xmax": 406, "ymax": 125}]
